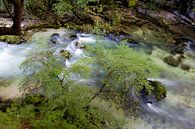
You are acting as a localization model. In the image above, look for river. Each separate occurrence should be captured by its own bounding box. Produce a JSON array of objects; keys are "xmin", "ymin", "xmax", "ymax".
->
[{"xmin": 0, "ymin": 28, "xmax": 195, "ymax": 129}]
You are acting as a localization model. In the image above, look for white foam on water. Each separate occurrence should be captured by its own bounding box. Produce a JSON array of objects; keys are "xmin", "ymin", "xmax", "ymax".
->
[{"xmin": 0, "ymin": 43, "xmax": 34, "ymax": 78}]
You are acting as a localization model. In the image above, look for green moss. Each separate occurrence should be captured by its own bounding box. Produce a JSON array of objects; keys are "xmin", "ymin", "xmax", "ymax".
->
[
  {"xmin": 0, "ymin": 35, "xmax": 24, "ymax": 44},
  {"xmin": 60, "ymin": 50, "xmax": 72, "ymax": 59},
  {"xmin": 150, "ymin": 81, "xmax": 167, "ymax": 101}
]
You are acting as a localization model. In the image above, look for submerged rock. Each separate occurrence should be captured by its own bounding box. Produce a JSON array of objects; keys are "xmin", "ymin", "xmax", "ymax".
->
[{"xmin": 0, "ymin": 35, "xmax": 24, "ymax": 44}]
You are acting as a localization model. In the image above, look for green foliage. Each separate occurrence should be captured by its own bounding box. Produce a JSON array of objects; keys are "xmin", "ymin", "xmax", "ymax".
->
[
  {"xmin": 0, "ymin": 42, "xmax": 159, "ymax": 128},
  {"xmin": 75, "ymin": 0, "xmax": 99, "ymax": 8},
  {"xmin": 17, "ymin": 47, "xmax": 122, "ymax": 128},
  {"xmin": 149, "ymin": 81, "xmax": 167, "ymax": 101},
  {"xmin": 25, "ymin": 0, "xmax": 47, "ymax": 16},
  {"xmin": 0, "ymin": 111, "xmax": 20, "ymax": 129},
  {"xmin": 128, "ymin": 0, "xmax": 137, "ymax": 7},
  {"xmin": 144, "ymin": 0, "xmax": 166, "ymax": 11},
  {"xmin": 112, "ymin": 11, "xmax": 122, "ymax": 25},
  {"xmin": 93, "ymin": 21, "xmax": 104, "ymax": 35},
  {"xmin": 54, "ymin": 0, "xmax": 99, "ymax": 16},
  {"xmin": 20, "ymin": 49, "xmax": 65, "ymax": 98},
  {"xmin": 53, "ymin": 0, "xmax": 73, "ymax": 16},
  {"xmin": 90, "ymin": 45, "xmax": 158, "ymax": 104},
  {"xmin": 25, "ymin": 0, "xmax": 57, "ymax": 19}
]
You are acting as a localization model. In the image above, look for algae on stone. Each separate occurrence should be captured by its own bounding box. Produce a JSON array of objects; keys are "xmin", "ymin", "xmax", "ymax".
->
[
  {"xmin": 0, "ymin": 35, "xmax": 23, "ymax": 44},
  {"xmin": 150, "ymin": 81, "xmax": 167, "ymax": 101}
]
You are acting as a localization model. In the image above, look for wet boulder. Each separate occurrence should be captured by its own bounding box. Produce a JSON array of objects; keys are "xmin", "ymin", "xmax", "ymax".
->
[
  {"xmin": 75, "ymin": 42, "xmax": 86, "ymax": 49},
  {"xmin": 142, "ymin": 80, "xmax": 167, "ymax": 103},
  {"xmin": 50, "ymin": 33, "xmax": 60, "ymax": 44},
  {"xmin": 60, "ymin": 50, "xmax": 72, "ymax": 59},
  {"xmin": 171, "ymin": 38, "xmax": 189, "ymax": 54},
  {"xmin": 149, "ymin": 81, "xmax": 167, "ymax": 102},
  {"xmin": 180, "ymin": 63, "xmax": 190, "ymax": 71},
  {"xmin": 164, "ymin": 54, "xmax": 184, "ymax": 67},
  {"xmin": 164, "ymin": 55, "xmax": 180, "ymax": 66},
  {"xmin": 61, "ymin": 31, "xmax": 77, "ymax": 41},
  {"xmin": 0, "ymin": 35, "xmax": 24, "ymax": 44}
]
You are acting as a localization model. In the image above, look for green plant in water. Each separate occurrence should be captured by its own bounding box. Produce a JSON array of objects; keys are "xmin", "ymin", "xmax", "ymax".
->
[
  {"xmin": 87, "ymin": 44, "xmax": 158, "ymax": 109},
  {"xmin": 18, "ymin": 48, "xmax": 123, "ymax": 128},
  {"xmin": 0, "ymin": 42, "xmax": 163, "ymax": 128}
]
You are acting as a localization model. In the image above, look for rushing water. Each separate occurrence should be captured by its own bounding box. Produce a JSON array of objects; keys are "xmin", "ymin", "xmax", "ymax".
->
[{"xmin": 0, "ymin": 29, "xmax": 195, "ymax": 129}]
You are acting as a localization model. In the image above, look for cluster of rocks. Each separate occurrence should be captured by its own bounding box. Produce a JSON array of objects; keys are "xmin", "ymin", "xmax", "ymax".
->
[
  {"xmin": 49, "ymin": 32, "xmax": 86, "ymax": 61},
  {"xmin": 164, "ymin": 54, "xmax": 190, "ymax": 70},
  {"xmin": 164, "ymin": 38, "xmax": 191, "ymax": 71},
  {"xmin": 49, "ymin": 31, "xmax": 78, "ymax": 44}
]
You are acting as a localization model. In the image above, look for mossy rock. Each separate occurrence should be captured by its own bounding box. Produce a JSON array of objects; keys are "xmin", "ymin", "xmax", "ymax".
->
[
  {"xmin": 75, "ymin": 42, "xmax": 86, "ymax": 49},
  {"xmin": 0, "ymin": 35, "xmax": 24, "ymax": 44},
  {"xmin": 180, "ymin": 63, "xmax": 190, "ymax": 71},
  {"xmin": 164, "ymin": 55, "xmax": 180, "ymax": 67},
  {"xmin": 149, "ymin": 81, "xmax": 167, "ymax": 102},
  {"xmin": 60, "ymin": 50, "xmax": 72, "ymax": 59},
  {"xmin": 142, "ymin": 80, "xmax": 167, "ymax": 103}
]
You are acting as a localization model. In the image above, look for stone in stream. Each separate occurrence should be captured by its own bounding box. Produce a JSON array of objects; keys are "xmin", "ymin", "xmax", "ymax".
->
[
  {"xmin": 163, "ymin": 54, "xmax": 184, "ymax": 67},
  {"xmin": 142, "ymin": 80, "xmax": 167, "ymax": 104},
  {"xmin": 50, "ymin": 33, "xmax": 60, "ymax": 44},
  {"xmin": 180, "ymin": 63, "xmax": 191, "ymax": 71},
  {"xmin": 171, "ymin": 38, "xmax": 189, "ymax": 54},
  {"xmin": 75, "ymin": 42, "xmax": 86, "ymax": 49},
  {"xmin": 0, "ymin": 35, "xmax": 24, "ymax": 44},
  {"xmin": 60, "ymin": 50, "xmax": 72, "ymax": 59},
  {"xmin": 61, "ymin": 31, "xmax": 77, "ymax": 41}
]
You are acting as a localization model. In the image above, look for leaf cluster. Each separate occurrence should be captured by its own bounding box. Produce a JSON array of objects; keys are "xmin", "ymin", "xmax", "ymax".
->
[{"xmin": 90, "ymin": 45, "xmax": 158, "ymax": 106}]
